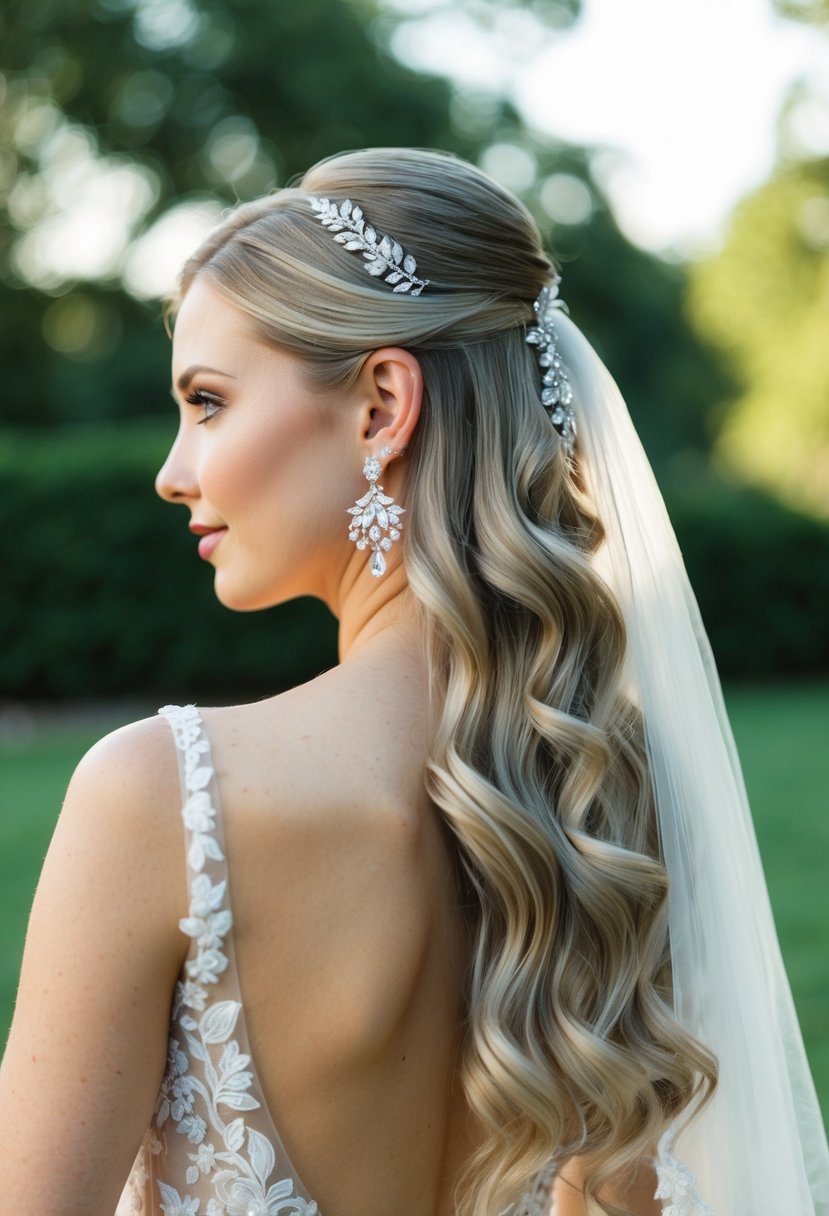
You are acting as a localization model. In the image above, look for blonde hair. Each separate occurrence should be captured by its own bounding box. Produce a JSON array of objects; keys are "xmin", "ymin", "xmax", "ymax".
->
[{"xmin": 172, "ymin": 148, "xmax": 717, "ymax": 1216}]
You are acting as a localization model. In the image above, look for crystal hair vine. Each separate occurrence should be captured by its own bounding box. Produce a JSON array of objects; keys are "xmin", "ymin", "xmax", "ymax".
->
[
  {"xmin": 309, "ymin": 196, "xmax": 430, "ymax": 295},
  {"xmin": 526, "ymin": 279, "xmax": 576, "ymax": 458},
  {"xmin": 309, "ymin": 194, "xmax": 576, "ymax": 456}
]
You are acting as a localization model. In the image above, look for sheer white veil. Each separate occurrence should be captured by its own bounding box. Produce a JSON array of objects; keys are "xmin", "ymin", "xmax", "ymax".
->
[{"xmin": 550, "ymin": 307, "xmax": 829, "ymax": 1215}]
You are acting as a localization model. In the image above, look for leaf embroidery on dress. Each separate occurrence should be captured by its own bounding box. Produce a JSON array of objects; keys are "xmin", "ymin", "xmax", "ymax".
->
[
  {"xmin": 508, "ymin": 1156, "xmax": 559, "ymax": 1216},
  {"xmin": 654, "ymin": 1129, "xmax": 715, "ymax": 1216},
  {"xmin": 117, "ymin": 704, "xmax": 319, "ymax": 1216},
  {"xmin": 499, "ymin": 1125, "xmax": 716, "ymax": 1216}
]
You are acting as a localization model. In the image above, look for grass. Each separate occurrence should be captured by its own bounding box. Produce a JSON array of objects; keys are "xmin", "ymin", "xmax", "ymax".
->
[{"xmin": 1, "ymin": 684, "xmax": 827, "ymax": 1128}]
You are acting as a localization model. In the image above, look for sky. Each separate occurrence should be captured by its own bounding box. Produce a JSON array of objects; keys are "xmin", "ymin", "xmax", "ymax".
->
[{"xmin": 390, "ymin": 0, "xmax": 829, "ymax": 259}]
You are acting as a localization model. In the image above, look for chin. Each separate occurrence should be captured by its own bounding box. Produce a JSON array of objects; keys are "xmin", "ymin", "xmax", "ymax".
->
[
  {"xmin": 212, "ymin": 575, "xmax": 271, "ymax": 613},
  {"xmin": 212, "ymin": 570, "xmax": 298, "ymax": 614}
]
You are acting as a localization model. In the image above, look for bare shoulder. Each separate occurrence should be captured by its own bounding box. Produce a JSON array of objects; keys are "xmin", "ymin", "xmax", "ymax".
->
[
  {"xmin": 66, "ymin": 712, "xmax": 183, "ymax": 851},
  {"xmin": 58, "ymin": 711, "xmax": 189, "ymax": 932},
  {"xmin": 70, "ymin": 710, "xmax": 179, "ymax": 800}
]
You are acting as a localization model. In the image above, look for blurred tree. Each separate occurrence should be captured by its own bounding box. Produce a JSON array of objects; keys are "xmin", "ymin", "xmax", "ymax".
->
[
  {"xmin": 687, "ymin": 4, "xmax": 829, "ymax": 518},
  {"xmin": 774, "ymin": 0, "xmax": 829, "ymax": 25},
  {"xmin": 0, "ymin": 0, "xmax": 731, "ymax": 480},
  {"xmin": 0, "ymin": 0, "xmax": 784, "ymax": 702},
  {"xmin": 688, "ymin": 161, "xmax": 829, "ymax": 519},
  {"xmin": 0, "ymin": 0, "xmax": 469, "ymax": 426}
]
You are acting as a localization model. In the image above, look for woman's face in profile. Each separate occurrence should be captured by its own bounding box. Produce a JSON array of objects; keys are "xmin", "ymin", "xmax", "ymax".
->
[{"xmin": 157, "ymin": 276, "xmax": 360, "ymax": 611}]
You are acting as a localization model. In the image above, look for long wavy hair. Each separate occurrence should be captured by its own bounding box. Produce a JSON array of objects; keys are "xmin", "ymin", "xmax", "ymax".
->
[{"xmin": 170, "ymin": 147, "xmax": 717, "ymax": 1216}]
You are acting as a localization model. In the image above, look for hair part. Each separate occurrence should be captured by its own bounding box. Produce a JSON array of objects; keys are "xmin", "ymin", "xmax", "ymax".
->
[{"xmin": 170, "ymin": 146, "xmax": 717, "ymax": 1216}]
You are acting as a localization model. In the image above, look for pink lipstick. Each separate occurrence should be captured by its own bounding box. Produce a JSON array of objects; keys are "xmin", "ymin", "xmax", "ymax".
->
[{"xmin": 197, "ymin": 528, "xmax": 227, "ymax": 559}]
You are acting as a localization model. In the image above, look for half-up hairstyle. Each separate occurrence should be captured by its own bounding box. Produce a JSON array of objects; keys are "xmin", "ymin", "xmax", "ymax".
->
[{"xmin": 170, "ymin": 147, "xmax": 717, "ymax": 1216}]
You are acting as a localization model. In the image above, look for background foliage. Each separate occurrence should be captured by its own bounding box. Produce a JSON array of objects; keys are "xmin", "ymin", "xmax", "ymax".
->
[{"xmin": 0, "ymin": 0, "xmax": 827, "ymax": 700}]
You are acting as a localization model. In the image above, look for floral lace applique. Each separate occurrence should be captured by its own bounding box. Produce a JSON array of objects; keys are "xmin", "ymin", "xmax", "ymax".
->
[
  {"xmin": 119, "ymin": 704, "xmax": 319, "ymax": 1216},
  {"xmin": 654, "ymin": 1129, "xmax": 715, "ymax": 1216},
  {"xmin": 508, "ymin": 1156, "xmax": 559, "ymax": 1215},
  {"xmin": 500, "ymin": 1128, "xmax": 715, "ymax": 1216}
]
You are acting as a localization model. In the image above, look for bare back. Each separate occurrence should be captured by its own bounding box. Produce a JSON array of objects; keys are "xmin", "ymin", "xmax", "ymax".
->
[{"xmin": 197, "ymin": 640, "xmax": 486, "ymax": 1216}]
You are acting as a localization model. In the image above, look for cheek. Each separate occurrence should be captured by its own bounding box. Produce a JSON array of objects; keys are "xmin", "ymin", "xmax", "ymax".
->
[
  {"xmin": 201, "ymin": 426, "xmax": 282, "ymax": 512},
  {"xmin": 199, "ymin": 400, "xmax": 340, "ymax": 530}
]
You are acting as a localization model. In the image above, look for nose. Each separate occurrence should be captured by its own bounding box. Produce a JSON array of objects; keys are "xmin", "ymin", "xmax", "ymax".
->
[{"xmin": 155, "ymin": 430, "xmax": 200, "ymax": 505}]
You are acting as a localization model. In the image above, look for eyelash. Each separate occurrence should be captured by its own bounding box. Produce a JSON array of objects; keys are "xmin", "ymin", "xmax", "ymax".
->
[{"xmin": 185, "ymin": 389, "xmax": 224, "ymax": 424}]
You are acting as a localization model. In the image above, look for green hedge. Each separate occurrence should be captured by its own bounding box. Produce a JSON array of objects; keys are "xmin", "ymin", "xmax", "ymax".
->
[
  {"xmin": 0, "ymin": 424, "xmax": 339, "ymax": 701},
  {"xmin": 667, "ymin": 481, "xmax": 829, "ymax": 679},
  {"xmin": 1, "ymin": 425, "xmax": 827, "ymax": 701}
]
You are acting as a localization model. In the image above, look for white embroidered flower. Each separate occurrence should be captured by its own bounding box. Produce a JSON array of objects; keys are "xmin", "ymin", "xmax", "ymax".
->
[
  {"xmin": 222, "ymin": 1176, "xmax": 304, "ymax": 1216},
  {"xmin": 173, "ymin": 979, "xmax": 209, "ymax": 1017},
  {"xmin": 189, "ymin": 873, "xmax": 227, "ymax": 918},
  {"xmin": 185, "ymin": 1137, "xmax": 216, "ymax": 1185},
  {"xmin": 654, "ymin": 1130, "xmax": 715, "ymax": 1216},
  {"xmin": 171, "ymin": 1074, "xmax": 199, "ymax": 1122},
  {"xmin": 182, "ymin": 980, "xmax": 209, "ymax": 1012},
  {"xmin": 157, "ymin": 1036, "xmax": 192, "ymax": 1126},
  {"xmin": 168, "ymin": 1037, "xmax": 189, "ymax": 1077},
  {"xmin": 158, "ymin": 1181, "xmax": 201, "ymax": 1216},
  {"xmin": 183, "ymin": 790, "xmax": 216, "ymax": 833},
  {"xmin": 181, "ymin": 908, "xmax": 233, "ymax": 952},
  {"xmin": 186, "ymin": 947, "xmax": 229, "ymax": 986},
  {"xmin": 179, "ymin": 1112, "xmax": 207, "ymax": 1144},
  {"xmin": 206, "ymin": 1201, "xmax": 224, "ymax": 1216}
]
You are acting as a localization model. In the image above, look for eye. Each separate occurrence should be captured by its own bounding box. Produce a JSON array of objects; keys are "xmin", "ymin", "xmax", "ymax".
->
[{"xmin": 185, "ymin": 389, "xmax": 224, "ymax": 424}]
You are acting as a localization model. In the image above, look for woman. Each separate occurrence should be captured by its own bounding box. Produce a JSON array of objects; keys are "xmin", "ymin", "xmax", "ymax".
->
[{"xmin": 0, "ymin": 148, "xmax": 826, "ymax": 1216}]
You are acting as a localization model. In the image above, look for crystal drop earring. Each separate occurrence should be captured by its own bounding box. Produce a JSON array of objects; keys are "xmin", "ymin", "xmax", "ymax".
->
[{"xmin": 346, "ymin": 444, "xmax": 407, "ymax": 578}]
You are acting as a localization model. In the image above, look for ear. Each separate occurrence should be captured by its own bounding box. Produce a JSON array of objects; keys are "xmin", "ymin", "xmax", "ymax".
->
[{"xmin": 356, "ymin": 347, "xmax": 423, "ymax": 456}]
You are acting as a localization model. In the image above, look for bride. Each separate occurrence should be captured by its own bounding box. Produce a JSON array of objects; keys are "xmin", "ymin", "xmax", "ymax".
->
[{"xmin": 0, "ymin": 147, "xmax": 826, "ymax": 1216}]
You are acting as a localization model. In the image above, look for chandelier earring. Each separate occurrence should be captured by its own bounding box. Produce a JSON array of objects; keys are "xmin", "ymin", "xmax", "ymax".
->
[{"xmin": 346, "ymin": 444, "xmax": 407, "ymax": 578}]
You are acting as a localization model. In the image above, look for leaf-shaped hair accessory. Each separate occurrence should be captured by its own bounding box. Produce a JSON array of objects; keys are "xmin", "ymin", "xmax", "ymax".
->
[
  {"xmin": 309, "ymin": 196, "xmax": 430, "ymax": 296},
  {"xmin": 526, "ymin": 278, "xmax": 576, "ymax": 457}
]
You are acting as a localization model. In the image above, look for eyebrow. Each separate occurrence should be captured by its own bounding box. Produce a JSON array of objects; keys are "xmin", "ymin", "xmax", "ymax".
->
[{"xmin": 172, "ymin": 364, "xmax": 238, "ymax": 395}]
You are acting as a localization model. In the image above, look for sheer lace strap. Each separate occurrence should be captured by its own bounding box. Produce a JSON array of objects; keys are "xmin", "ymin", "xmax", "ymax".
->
[
  {"xmin": 158, "ymin": 703, "xmax": 226, "ymax": 872},
  {"xmin": 504, "ymin": 1131, "xmax": 715, "ymax": 1216},
  {"xmin": 157, "ymin": 703, "xmax": 237, "ymax": 989},
  {"xmin": 508, "ymin": 1157, "xmax": 559, "ymax": 1215},
  {"xmin": 653, "ymin": 1129, "xmax": 715, "ymax": 1215}
]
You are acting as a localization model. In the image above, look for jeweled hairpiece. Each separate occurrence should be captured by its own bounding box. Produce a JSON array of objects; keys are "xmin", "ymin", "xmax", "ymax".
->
[
  {"xmin": 526, "ymin": 279, "xmax": 576, "ymax": 457},
  {"xmin": 309, "ymin": 196, "xmax": 430, "ymax": 296}
]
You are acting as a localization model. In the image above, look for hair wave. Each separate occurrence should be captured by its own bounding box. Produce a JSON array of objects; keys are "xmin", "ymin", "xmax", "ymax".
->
[{"xmin": 171, "ymin": 147, "xmax": 717, "ymax": 1216}]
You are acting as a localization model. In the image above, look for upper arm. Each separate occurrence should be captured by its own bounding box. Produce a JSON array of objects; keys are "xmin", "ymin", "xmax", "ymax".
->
[{"xmin": 0, "ymin": 715, "xmax": 190, "ymax": 1214}]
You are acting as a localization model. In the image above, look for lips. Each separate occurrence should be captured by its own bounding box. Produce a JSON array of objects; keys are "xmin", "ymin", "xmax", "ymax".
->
[{"xmin": 196, "ymin": 527, "xmax": 228, "ymax": 560}]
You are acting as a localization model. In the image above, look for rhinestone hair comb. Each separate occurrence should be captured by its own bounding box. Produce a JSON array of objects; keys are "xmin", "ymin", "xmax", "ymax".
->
[
  {"xmin": 309, "ymin": 196, "xmax": 430, "ymax": 295},
  {"xmin": 526, "ymin": 280, "xmax": 576, "ymax": 457}
]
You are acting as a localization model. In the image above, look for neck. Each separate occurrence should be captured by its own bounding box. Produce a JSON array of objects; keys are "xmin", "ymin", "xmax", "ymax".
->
[{"xmin": 336, "ymin": 556, "xmax": 421, "ymax": 664}]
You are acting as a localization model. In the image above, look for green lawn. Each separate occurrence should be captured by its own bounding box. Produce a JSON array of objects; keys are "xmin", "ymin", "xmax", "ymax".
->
[{"xmin": 1, "ymin": 685, "xmax": 827, "ymax": 1127}]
